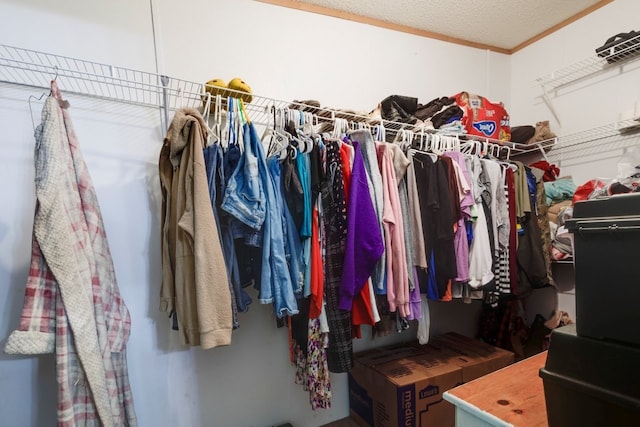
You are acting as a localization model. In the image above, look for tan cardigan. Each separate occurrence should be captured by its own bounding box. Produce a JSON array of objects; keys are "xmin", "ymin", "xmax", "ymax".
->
[{"xmin": 159, "ymin": 109, "xmax": 232, "ymax": 349}]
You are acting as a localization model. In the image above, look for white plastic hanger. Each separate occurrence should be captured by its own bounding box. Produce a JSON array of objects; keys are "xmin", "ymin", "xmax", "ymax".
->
[
  {"xmin": 302, "ymin": 111, "xmax": 314, "ymax": 135},
  {"xmin": 303, "ymin": 119, "xmax": 315, "ymax": 154},
  {"xmin": 301, "ymin": 132, "xmax": 315, "ymax": 154},
  {"xmin": 493, "ymin": 143, "xmax": 502, "ymax": 158},
  {"xmin": 302, "ymin": 113, "xmax": 315, "ymax": 153},
  {"xmin": 480, "ymin": 139, "xmax": 489, "ymax": 157},
  {"xmin": 263, "ymin": 105, "xmax": 282, "ymax": 154},
  {"xmin": 227, "ymin": 97, "xmax": 236, "ymax": 148},
  {"xmin": 433, "ymin": 134, "xmax": 442, "ymax": 154},
  {"xmin": 460, "ymin": 141, "xmax": 474, "ymax": 155},
  {"xmin": 228, "ymin": 97, "xmax": 245, "ymax": 152},
  {"xmin": 213, "ymin": 95, "xmax": 226, "ymax": 148},
  {"xmin": 402, "ymin": 129, "xmax": 414, "ymax": 151},
  {"xmin": 332, "ymin": 117, "xmax": 347, "ymax": 140},
  {"xmin": 375, "ymin": 122, "xmax": 386, "ymax": 142},
  {"xmin": 420, "ymin": 133, "xmax": 428, "ymax": 151},
  {"xmin": 201, "ymin": 92, "xmax": 217, "ymax": 146},
  {"xmin": 393, "ymin": 127, "xmax": 404, "ymax": 144},
  {"xmin": 443, "ymin": 135, "xmax": 453, "ymax": 153},
  {"xmin": 502, "ymin": 145, "xmax": 511, "ymax": 160},
  {"xmin": 452, "ymin": 136, "xmax": 459, "ymax": 151},
  {"xmin": 271, "ymin": 130, "xmax": 291, "ymax": 160},
  {"xmin": 486, "ymin": 141, "xmax": 496, "ymax": 158},
  {"xmin": 296, "ymin": 131, "xmax": 307, "ymax": 154}
]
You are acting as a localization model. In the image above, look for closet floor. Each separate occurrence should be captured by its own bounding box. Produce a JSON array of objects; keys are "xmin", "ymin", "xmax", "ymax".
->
[{"xmin": 320, "ymin": 417, "xmax": 360, "ymax": 427}]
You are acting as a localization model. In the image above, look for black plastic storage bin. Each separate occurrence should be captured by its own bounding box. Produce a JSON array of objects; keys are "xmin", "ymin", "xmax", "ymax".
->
[
  {"xmin": 540, "ymin": 325, "xmax": 640, "ymax": 427},
  {"xmin": 566, "ymin": 193, "xmax": 640, "ymax": 347}
]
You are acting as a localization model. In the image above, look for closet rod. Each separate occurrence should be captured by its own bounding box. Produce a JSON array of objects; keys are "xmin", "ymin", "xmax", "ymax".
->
[{"xmin": 1, "ymin": 43, "xmax": 534, "ymax": 155}]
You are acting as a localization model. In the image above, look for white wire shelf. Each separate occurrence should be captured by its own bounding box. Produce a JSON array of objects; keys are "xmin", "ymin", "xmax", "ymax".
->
[
  {"xmin": 19, "ymin": 42, "xmax": 632, "ymax": 165},
  {"xmin": 2, "ymin": 44, "xmax": 634, "ymax": 162},
  {"xmin": 1, "ymin": 43, "xmax": 638, "ymax": 163},
  {"xmin": 546, "ymin": 119, "xmax": 640, "ymax": 161},
  {"xmin": 0, "ymin": 43, "xmax": 428, "ymax": 134},
  {"xmin": 0, "ymin": 44, "xmax": 178, "ymax": 108},
  {"xmin": 1, "ymin": 43, "xmax": 533, "ymax": 156},
  {"xmin": 506, "ymin": 120, "xmax": 640, "ymax": 163},
  {"xmin": 536, "ymin": 33, "xmax": 640, "ymax": 90}
]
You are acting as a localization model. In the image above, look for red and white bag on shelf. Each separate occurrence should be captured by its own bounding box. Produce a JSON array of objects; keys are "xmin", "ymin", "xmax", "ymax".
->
[{"xmin": 453, "ymin": 91, "xmax": 511, "ymax": 141}]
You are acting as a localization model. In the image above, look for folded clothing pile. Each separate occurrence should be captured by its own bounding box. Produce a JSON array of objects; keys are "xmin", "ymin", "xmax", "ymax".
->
[
  {"xmin": 588, "ymin": 175, "xmax": 640, "ymax": 199},
  {"xmin": 544, "ymin": 177, "xmax": 577, "ymax": 205},
  {"xmin": 287, "ymin": 99, "xmax": 374, "ymax": 133},
  {"xmin": 375, "ymin": 92, "xmax": 513, "ymax": 142},
  {"xmin": 510, "ymin": 120, "xmax": 557, "ymax": 146},
  {"xmin": 530, "ymin": 160, "xmax": 560, "ymax": 182},
  {"xmin": 549, "ymin": 204, "xmax": 573, "ymax": 261},
  {"xmin": 375, "ymin": 94, "xmax": 465, "ymax": 130},
  {"xmin": 544, "ymin": 177, "xmax": 577, "ymax": 261}
]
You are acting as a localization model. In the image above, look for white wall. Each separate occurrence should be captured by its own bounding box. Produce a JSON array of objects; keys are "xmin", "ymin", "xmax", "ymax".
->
[
  {"xmin": 154, "ymin": 0, "xmax": 511, "ymax": 112},
  {"xmin": 0, "ymin": 1, "xmax": 513, "ymax": 426},
  {"xmin": 510, "ymin": 0, "xmax": 640, "ymax": 183},
  {"xmin": 510, "ymin": 0, "xmax": 640, "ymax": 323}
]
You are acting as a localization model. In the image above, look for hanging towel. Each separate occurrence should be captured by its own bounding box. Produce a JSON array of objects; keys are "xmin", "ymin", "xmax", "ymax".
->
[{"xmin": 4, "ymin": 81, "xmax": 137, "ymax": 426}]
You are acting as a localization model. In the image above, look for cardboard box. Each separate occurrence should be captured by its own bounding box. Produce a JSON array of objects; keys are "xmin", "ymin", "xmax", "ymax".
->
[
  {"xmin": 349, "ymin": 345, "xmax": 461, "ymax": 427},
  {"xmin": 349, "ymin": 335, "xmax": 514, "ymax": 427},
  {"xmin": 420, "ymin": 333, "xmax": 514, "ymax": 382}
]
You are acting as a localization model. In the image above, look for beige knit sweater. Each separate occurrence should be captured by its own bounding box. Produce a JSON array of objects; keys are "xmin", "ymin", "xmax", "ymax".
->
[{"xmin": 159, "ymin": 108, "xmax": 232, "ymax": 349}]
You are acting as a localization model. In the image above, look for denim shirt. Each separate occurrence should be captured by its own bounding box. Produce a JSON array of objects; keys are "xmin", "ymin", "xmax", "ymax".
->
[
  {"xmin": 203, "ymin": 143, "xmax": 226, "ymax": 245},
  {"xmin": 205, "ymin": 143, "xmax": 252, "ymax": 318},
  {"xmin": 221, "ymin": 124, "xmax": 266, "ymax": 231},
  {"xmin": 268, "ymin": 156, "xmax": 304, "ymax": 295},
  {"xmin": 245, "ymin": 124, "xmax": 298, "ymax": 317}
]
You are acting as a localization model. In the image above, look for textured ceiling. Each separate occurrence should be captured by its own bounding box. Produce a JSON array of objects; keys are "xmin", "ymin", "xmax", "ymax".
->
[{"xmin": 293, "ymin": 0, "xmax": 605, "ymax": 51}]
